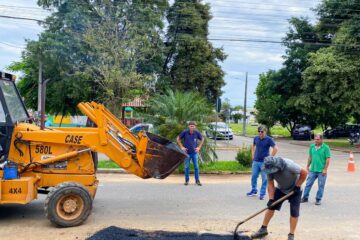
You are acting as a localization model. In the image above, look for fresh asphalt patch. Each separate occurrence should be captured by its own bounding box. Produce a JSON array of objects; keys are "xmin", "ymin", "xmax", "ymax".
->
[{"xmin": 87, "ymin": 226, "xmax": 252, "ymax": 240}]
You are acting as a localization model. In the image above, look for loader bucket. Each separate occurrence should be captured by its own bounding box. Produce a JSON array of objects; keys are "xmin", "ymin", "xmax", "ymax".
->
[{"xmin": 144, "ymin": 132, "xmax": 188, "ymax": 179}]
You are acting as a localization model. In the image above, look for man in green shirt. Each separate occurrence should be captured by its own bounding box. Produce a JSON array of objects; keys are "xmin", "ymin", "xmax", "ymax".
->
[{"xmin": 301, "ymin": 134, "xmax": 331, "ymax": 205}]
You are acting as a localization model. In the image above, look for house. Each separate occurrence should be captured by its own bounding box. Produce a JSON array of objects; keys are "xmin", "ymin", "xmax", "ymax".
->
[{"xmin": 121, "ymin": 97, "xmax": 147, "ymax": 127}]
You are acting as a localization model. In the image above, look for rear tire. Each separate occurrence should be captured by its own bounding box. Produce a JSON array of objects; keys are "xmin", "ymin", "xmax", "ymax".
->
[{"xmin": 44, "ymin": 182, "xmax": 93, "ymax": 227}]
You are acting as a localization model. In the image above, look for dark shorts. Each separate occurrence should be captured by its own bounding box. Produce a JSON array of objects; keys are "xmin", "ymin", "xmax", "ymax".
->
[{"xmin": 269, "ymin": 188, "xmax": 301, "ymax": 218}]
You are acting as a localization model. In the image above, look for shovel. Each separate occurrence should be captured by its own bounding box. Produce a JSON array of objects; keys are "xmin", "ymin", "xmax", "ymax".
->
[{"xmin": 233, "ymin": 191, "xmax": 294, "ymax": 240}]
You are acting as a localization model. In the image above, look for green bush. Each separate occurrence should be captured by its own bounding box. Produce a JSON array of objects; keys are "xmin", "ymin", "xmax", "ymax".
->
[{"xmin": 236, "ymin": 145, "xmax": 252, "ymax": 168}]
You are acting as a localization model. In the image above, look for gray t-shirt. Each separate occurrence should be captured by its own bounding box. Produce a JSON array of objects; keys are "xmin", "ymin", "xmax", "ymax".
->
[{"xmin": 267, "ymin": 158, "xmax": 301, "ymax": 194}]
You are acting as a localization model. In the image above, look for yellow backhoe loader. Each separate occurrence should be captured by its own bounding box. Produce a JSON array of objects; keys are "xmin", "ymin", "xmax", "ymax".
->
[{"xmin": 0, "ymin": 71, "xmax": 187, "ymax": 227}]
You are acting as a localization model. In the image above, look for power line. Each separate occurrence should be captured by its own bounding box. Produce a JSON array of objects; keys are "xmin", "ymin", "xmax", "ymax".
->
[
  {"xmin": 207, "ymin": 37, "xmax": 360, "ymax": 48},
  {"xmin": 204, "ymin": 0, "xmax": 321, "ymax": 8},
  {"xmin": 0, "ymin": 14, "xmax": 45, "ymax": 23},
  {"xmin": 0, "ymin": 12, "xmax": 349, "ymax": 32},
  {"xmin": 0, "ymin": 4, "xmax": 357, "ymax": 29},
  {"xmin": 0, "ymin": 4, "xmax": 50, "ymax": 11},
  {"xmin": 0, "ymin": 41, "xmax": 25, "ymax": 49}
]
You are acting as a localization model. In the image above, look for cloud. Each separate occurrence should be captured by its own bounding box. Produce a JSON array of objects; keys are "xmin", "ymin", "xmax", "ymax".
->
[
  {"xmin": 203, "ymin": 0, "xmax": 318, "ymax": 106},
  {"xmin": 233, "ymin": 50, "xmax": 283, "ymax": 63},
  {"xmin": 0, "ymin": 1, "xmax": 45, "ymax": 70}
]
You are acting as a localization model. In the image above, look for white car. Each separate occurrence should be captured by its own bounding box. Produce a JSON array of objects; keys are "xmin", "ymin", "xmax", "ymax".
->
[
  {"xmin": 129, "ymin": 123, "xmax": 154, "ymax": 135},
  {"xmin": 205, "ymin": 122, "xmax": 233, "ymax": 140}
]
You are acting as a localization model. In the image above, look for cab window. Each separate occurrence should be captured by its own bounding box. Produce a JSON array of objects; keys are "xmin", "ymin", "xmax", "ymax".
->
[
  {"xmin": 0, "ymin": 80, "xmax": 28, "ymax": 122},
  {"xmin": 0, "ymin": 100, "xmax": 5, "ymax": 123}
]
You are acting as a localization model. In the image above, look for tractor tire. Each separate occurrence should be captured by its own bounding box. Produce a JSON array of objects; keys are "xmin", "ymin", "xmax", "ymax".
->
[{"xmin": 44, "ymin": 182, "xmax": 93, "ymax": 227}]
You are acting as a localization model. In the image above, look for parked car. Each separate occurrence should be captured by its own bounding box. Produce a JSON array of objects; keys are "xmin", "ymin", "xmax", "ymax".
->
[
  {"xmin": 349, "ymin": 132, "xmax": 360, "ymax": 145},
  {"xmin": 205, "ymin": 122, "xmax": 233, "ymax": 140},
  {"xmin": 292, "ymin": 125, "xmax": 314, "ymax": 141},
  {"xmin": 129, "ymin": 123, "xmax": 154, "ymax": 135},
  {"xmin": 323, "ymin": 124, "xmax": 360, "ymax": 139}
]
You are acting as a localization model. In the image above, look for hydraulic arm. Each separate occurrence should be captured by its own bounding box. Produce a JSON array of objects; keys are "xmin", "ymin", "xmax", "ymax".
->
[
  {"xmin": 77, "ymin": 101, "xmax": 187, "ymax": 179},
  {"xmin": 9, "ymin": 102, "xmax": 187, "ymax": 179}
]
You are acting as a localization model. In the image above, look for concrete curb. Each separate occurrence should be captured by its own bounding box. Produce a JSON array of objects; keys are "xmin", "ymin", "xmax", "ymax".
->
[
  {"xmin": 215, "ymin": 148, "xmax": 241, "ymax": 151},
  {"xmin": 97, "ymin": 168, "xmax": 127, "ymax": 174},
  {"xmin": 97, "ymin": 168, "xmax": 251, "ymax": 175},
  {"xmin": 322, "ymin": 147, "xmax": 360, "ymax": 153},
  {"xmin": 289, "ymin": 142, "xmax": 360, "ymax": 153}
]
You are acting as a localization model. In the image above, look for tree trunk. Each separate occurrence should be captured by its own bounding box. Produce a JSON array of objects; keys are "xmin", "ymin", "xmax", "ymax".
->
[{"xmin": 266, "ymin": 125, "xmax": 272, "ymax": 136}]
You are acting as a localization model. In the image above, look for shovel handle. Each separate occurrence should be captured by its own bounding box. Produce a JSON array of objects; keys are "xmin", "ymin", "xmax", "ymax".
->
[{"xmin": 233, "ymin": 191, "xmax": 294, "ymax": 238}]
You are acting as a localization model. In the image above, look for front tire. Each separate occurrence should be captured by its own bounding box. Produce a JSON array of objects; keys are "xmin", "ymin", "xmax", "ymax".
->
[{"xmin": 45, "ymin": 182, "xmax": 93, "ymax": 227}]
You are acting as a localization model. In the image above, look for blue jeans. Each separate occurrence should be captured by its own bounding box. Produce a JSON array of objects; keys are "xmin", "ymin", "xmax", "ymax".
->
[
  {"xmin": 302, "ymin": 171, "xmax": 327, "ymax": 201},
  {"xmin": 251, "ymin": 161, "xmax": 267, "ymax": 196},
  {"xmin": 184, "ymin": 153, "xmax": 200, "ymax": 182}
]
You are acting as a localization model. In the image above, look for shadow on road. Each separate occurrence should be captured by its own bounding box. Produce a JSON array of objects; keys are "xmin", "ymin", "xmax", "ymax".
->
[{"xmin": 87, "ymin": 226, "xmax": 252, "ymax": 240}]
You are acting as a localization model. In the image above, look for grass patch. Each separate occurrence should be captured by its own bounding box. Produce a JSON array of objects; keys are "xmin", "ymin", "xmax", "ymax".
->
[
  {"xmin": 98, "ymin": 160, "xmax": 250, "ymax": 173},
  {"xmin": 324, "ymin": 141, "xmax": 354, "ymax": 149},
  {"xmin": 230, "ymin": 124, "xmax": 258, "ymax": 135},
  {"xmin": 230, "ymin": 123, "xmax": 291, "ymax": 137},
  {"xmin": 200, "ymin": 161, "xmax": 250, "ymax": 172},
  {"xmin": 177, "ymin": 160, "xmax": 250, "ymax": 173},
  {"xmin": 230, "ymin": 124, "xmax": 328, "ymax": 137},
  {"xmin": 313, "ymin": 126, "xmax": 324, "ymax": 134},
  {"xmin": 98, "ymin": 161, "xmax": 120, "ymax": 168}
]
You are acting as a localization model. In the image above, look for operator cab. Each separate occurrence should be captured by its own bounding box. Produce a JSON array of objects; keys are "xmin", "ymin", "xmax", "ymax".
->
[{"xmin": 0, "ymin": 71, "xmax": 29, "ymax": 165}]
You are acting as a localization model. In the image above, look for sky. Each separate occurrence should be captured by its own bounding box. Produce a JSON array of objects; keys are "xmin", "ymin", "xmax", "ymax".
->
[{"xmin": 0, "ymin": 0, "xmax": 320, "ymax": 107}]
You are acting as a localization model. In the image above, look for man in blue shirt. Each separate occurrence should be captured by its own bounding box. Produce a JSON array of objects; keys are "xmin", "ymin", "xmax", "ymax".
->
[
  {"xmin": 247, "ymin": 126, "xmax": 278, "ymax": 200},
  {"xmin": 177, "ymin": 121, "xmax": 204, "ymax": 186}
]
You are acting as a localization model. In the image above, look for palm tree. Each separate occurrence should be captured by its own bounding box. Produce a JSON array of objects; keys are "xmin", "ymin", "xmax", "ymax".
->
[
  {"xmin": 146, "ymin": 90, "xmax": 216, "ymax": 162},
  {"xmin": 149, "ymin": 90, "xmax": 212, "ymax": 125}
]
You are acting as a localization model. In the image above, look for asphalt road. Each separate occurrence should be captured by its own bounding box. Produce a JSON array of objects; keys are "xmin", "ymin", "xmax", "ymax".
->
[{"xmin": 1, "ymin": 137, "xmax": 359, "ymax": 240}]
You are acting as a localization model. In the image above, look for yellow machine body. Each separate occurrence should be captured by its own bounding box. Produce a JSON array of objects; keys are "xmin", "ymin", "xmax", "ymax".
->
[{"xmin": 0, "ymin": 72, "xmax": 187, "ymax": 226}]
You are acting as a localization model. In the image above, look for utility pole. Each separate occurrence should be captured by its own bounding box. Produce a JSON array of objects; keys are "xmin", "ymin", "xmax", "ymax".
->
[
  {"xmin": 37, "ymin": 60, "xmax": 42, "ymax": 113},
  {"xmin": 38, "ymin": 60, "xmax": 51, "ymax": 130},
  {"xmin": 39, "ymin": 78, "xmax": 51, "ymax": 130},
  {"xmin": 214, "ymin": 97, "xmax": 221, "ymax": 161},
  {"xmin": 242, "ymin": 72, "xmax": 248, "ymax": 136}
]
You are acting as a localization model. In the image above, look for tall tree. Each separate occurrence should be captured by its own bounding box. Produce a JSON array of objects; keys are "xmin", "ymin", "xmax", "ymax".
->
[
  {"xmin": 296, "ymin": 0, "xmax": 360, "ymax": 128},
  {"xmin": 10, "ymin": 1, "xmax": 97, "ymax": 116},
  {"xmin": 162, "ymin": 0, "xmax": 226, "ymax": 103},
  {"xmin": 254, "ymin": 71, "xmax": 282, "ymax": 134},
  {"xmin": 298, "ymin": 47, "xmax": 360, "ymax": 129},
  {"xmin": 81, "ymin": 0, "xmax": 168, "ymax": 114},
  {"xmin": 255, "ymin": 1, "xmax": 360, "ymax": 131},
  {"xmin": 256, "ymin": 18, "xmax": 320, "ymax": 134},
  {"xmin": 10, "ymin": 0, "xmax": 168, "ymax": 115}
]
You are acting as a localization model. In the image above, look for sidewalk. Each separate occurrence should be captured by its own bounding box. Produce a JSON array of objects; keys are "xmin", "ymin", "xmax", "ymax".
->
[{"xmin": 287, "ymin": 139, "xmax": 360, "ymax": 153}]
